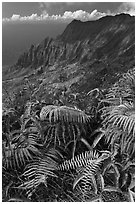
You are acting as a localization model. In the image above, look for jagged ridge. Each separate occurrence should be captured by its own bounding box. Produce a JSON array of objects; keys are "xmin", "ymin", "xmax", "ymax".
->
[{"xmin": 16, "ymin": 14, "xmax": 134, "ymax": 69}]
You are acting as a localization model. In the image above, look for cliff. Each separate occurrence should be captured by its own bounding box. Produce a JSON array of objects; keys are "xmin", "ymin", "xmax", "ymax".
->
[
  {"xmin": 16, "ymin": 14, "xmax": 134, "ymax": 69},
  {"xmin": 3, "ymin": 14, "xmax": 135, "ymax": 106}
]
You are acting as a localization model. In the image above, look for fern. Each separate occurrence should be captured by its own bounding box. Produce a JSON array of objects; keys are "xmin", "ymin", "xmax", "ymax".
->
[
  {"xmin": 59, "ymin": 150, "xmax": 97, "ymax": 171},
  {"xmin": 58, "ymin": 150, "xmax": 111, "ymax": 197},
  {"xmin": 73, "ymin": 159, "xmax": 103, "ymax": 195},
  {"xmin": 40, "ymin": 105, "xmax": 91, "ymax": 149},
  {"xmin": 40, "ymin": 105, "xmax": 90, "ymax": 123},
  {"xmin": 3, "ymin": 131, "xmax": 40, "ymax": 169},
  {"xmin": 105, "ymin": 103, "xmax": 135, "ymax": 135},
  {"xmin": 106, "ymin": 68, "xmax": 135, "ymax": 101},
  {"xmin": 18, "ymin": 148, "xmax": 60, "ymax": 197},
  {"xmin": 58, "ymin": 150, "xmax": 110, "ymax": 171},
  {"xmin": 101, "ymin": 101, "xmax": 135, "ymax": 158},
  {"xmin": 43, "ymin": 121, "xmax": 84, "ymax": 149}
]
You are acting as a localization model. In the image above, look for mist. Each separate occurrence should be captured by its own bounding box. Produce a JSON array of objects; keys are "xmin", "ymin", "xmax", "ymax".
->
[{"xmin": 2, "ymin": 21, "xmax": 68, "ymax": 66}]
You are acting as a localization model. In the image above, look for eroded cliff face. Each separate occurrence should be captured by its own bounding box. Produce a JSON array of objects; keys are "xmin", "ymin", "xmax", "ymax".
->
[
  {"xmin": 16, "ymin": 14, "xmax": 134, "ymax": 70},
  {"xmin": 3, "ymin": 14, "xmax": 135, "ymax": 106}
]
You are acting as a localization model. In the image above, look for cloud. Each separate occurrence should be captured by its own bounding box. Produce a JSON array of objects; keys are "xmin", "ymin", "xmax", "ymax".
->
[
  {"xmin": 2, "ymin": 9, "xmax": 108, "ymax": 23},
  {"xmin": 10, "ymin": 14, "xmax": 20, "ymax": 21},
  {"xmin": 117, "ymin": 2, "xmax": 135, "ymax": 16},
  {"xmin": 2, "ymin": 4, "xmax": 135, "ymax": 24},
  {"xmin": 62, "ymin": 9, "xmax": 107, "ymax": 21}
]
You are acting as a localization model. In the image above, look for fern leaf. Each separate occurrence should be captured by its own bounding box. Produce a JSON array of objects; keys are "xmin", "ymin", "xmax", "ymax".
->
[
  {"xmin": 91, "ymin": 132, "xmax": 105, "ymax": 149},
  {"xmin": 105, "ymin": 103, "xmax": 135, "ymax": 136},
  {"xmin": 73, "ymin": 173, "xmax": 85, "ymax": 190},
  {"xmin": 19, "ymin": 149, "xmax": 59, "ymax": 195},
  {"xmin": 3, "ymin": 134, "xmax": 40, "ymax": 169},
  {"xmin": 58, "ymin": 150, "xmax": 110, "ymax": 171},
  {"xmin": 58, "ymin": 151, "xmax": 94, "ymax": 171},
  {"xmin": 40, "ymin": 105, "xmax": 90, "ymax": 123}
]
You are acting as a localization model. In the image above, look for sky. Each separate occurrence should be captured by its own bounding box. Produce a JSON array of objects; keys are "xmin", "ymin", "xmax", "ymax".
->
[
  {"xmin": 2, "ymin": 2, "xmax": 135, "ymax": 66},
  {"xmin": 2, "ymin": 2, "xmax": 135, "ymax": 22}
]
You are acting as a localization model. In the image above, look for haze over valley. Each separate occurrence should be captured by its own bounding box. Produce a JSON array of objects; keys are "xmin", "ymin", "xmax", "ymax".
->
[
  {"xmin": 3, "ymin": 21, "xmax": 67, "ymax": 66},
  {"xmin": 2, "ymin": 2, "xmax": 134, "ymax": 66}
]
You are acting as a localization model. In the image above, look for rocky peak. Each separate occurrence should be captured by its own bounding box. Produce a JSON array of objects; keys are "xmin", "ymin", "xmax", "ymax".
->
[
  {"xmin": 15, "ymin": 13, "xmax": 134, "ymax": 71},
  {"xmin": 3, "ymin": 13, "xmax": 135, "ymax": 105},
  {"xmin": 58, "ymin": 13, "xmax": 134, "ymax": 43}
]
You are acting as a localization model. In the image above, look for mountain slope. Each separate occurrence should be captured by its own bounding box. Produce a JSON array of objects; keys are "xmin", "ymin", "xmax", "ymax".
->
[
  {"xmin": 3, "ymin": 14, "xmax": 135, "ymax": 107},
  {"xmin": 15, "ymin": 13, "xmax": 134, "ymax": 69}
]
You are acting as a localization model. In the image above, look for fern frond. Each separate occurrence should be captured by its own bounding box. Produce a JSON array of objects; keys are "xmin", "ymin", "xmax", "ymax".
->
[
  {"xmin": 106, "ymin": 103, "xmax": 135, "ymax": 136},
  {"xmin": 103, "ymin": 126, "xmax": 122, "ymax": 145},
  {"xmin": 40, "ymin": 105, "xmax": 90, "ymax": 123},
  {"xmin": 122, "ymin": 133, "xmax": 135, "ymax": 157},
  {"xmin": 3, "ymin": 133, "xmax": 40, "ymax": 169},
  {"xmin": 19, "ymin": 149, "xmax": 59, "ymax": 196},
  {"xmin": 58, "ymin": 150, "xmax": 98, "ymax": 171},
  {"xmin": 78, "ymin": 159, "xmax": 102, "ymax": 192},
  {"xmin": 43, "ymin": 121, "xmax": 86, "ymax": 148},
  {"xmin": 58, "ymin": 150, "xmax": 110, "ymax": 171},
  {"xmin": 71, "ymin": 151, "xmax": 109, "ymax": 196},
  {"xmin": 102, "ymin": 124, "xmax": 135, "ymax": 159},
  {"xmin": 105, "ymin": 68, "xmax": 135, "ymax": 102}
]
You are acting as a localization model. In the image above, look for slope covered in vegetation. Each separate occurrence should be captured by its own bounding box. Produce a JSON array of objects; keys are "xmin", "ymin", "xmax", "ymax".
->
[
  {"xmin": 2, "ymin": 68, "xmax": 135, "ymax": 202},
  {"xmin": 2, "ymin": 13, "xmax": 135, "ymax": 202},
  {"xmin": 3, "ymin": 14, "xmax": 135, "ymax": 103}
]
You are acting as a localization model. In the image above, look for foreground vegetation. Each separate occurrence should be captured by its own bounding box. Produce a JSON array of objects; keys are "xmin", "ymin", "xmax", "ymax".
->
[{"xmin": 2, "ymin": 68, "xmax": 135, "ymax": 202}]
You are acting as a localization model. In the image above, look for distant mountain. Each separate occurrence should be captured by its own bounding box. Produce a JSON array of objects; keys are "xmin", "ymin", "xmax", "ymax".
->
[
  {"xmin": 3, "ymin": 13, "xmax": 135, "ymax": 104},
  {"xmin": 15, "ymin": 14, "xmax": 134, "ymax": 69},
  {"xmin": 59, "ymin": 14, "xmax": 134, "ymax": 43}
]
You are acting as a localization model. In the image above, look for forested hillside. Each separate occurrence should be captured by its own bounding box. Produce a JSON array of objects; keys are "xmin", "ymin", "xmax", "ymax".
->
[{"xmin": 2, "ymin": 13, "xmax": 135, "ymax": 202}]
